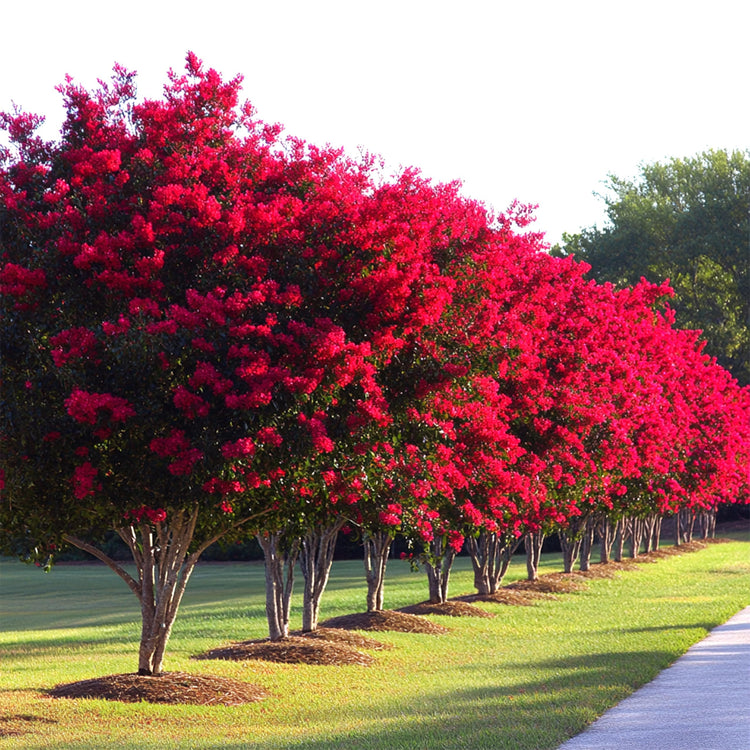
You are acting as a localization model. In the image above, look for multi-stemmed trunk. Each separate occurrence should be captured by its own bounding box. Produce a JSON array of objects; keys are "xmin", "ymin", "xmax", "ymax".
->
[
  {"xmin": 559, "ymin": 516, "xmax": 587, "ymax": 573},
  {"xmin": 612, "ymin": 519, "xmax": 626, "ymax": 562},
  {"xmin": 598, "ymin": 517, "xmax": 620, "ymax": 564},
  {"xmin": 524, "ymin": 530, "xmax": 545, "ymax": 581},
  {"xmin": 424, "ymin": 535, "xmax": 457, "ymax": 604},
  {"xmin": 299, "ymin": 520, "xmax": 344, "ymax": 632},
  {"xmin": 257, "ymin": 531, "xmax": 300, "ymax": 641},
  {"xmin": 465, "ymin": 529, "xmax": 519, "ymax": 595},
  {"xmin": 578, "ymin": 516, "xmax": 596, "ymax": 572},
  {"xmin": 698, "ymin": 509, "xmax": 717, "ymax": 539},
  {"xmin": 677, "ymin": 508, "xmax": 696, "ymax": 544},
  {"xmin": 628, "ymin": 516, "xmax": 645, "ymax": 558},
  {"xmin": 63, "ymin": 504, "xmax": 239, "ymax": 676},
  {"xmin": 363, "ymin": 530, "xmax": 393, "ymax": 612},
  {"xmin": 643, "ymin": 513, "xmax": 662, "ymax": 553}
]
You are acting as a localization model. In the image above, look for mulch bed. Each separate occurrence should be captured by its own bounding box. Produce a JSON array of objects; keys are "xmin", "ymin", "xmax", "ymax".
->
[
  {"xmin": 320, "ymin": 609, "xmax": 449, "ymax": 634},
  {"xmin": 397, "ymin": 600, "xmax": 496, "ymax": 618},
  {"xmin": 45, "ymin": 536, "xmax": 732, "ymax": 705},
  {"xmin": 48, "ymin": 672, "xmax": 269, "ymax": 705},
  {"xmin": 505, "ymin": 574, "xmax": 589, "ymax": 595},
  {"xmin": 195, "ymin": 634, "xmax": 376, "ymax": 666},
  {"xmin": 292, "ymin": 627, "xmax": 392, "ymax": 650},
  {"xmin": 454, "ymin": 589, "xmax": 554, "ymax": 606}
]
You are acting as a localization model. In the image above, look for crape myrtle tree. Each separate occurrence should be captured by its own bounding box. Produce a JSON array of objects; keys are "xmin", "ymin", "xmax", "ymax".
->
[
  {"xmin": 0, "ymin": 56, "xmax": 392, "ymax": 673},
  {"xmin": 251, "ymin": 164, "xmax": 496, "ymax": 625}
]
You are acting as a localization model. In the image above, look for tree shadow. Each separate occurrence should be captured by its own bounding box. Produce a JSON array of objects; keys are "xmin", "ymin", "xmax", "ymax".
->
[{"xmin": 198, "ymin": 649, "xmax": 677, "ymax": 750}]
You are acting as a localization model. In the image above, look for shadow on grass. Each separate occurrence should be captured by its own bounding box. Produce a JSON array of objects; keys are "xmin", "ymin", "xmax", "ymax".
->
[
  {"xmin": 608, "ymin": 622, "xmax": 717, "ymax": 635},
  {"xmin": 197, "ymin": 649, "xmax": 676, "ymax": 750}
]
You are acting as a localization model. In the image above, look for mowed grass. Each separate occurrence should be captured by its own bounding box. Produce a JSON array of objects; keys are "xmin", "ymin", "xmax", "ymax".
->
[{"xmin": 1, "ymin": 534, "xmax": 749, "ymax": 750}]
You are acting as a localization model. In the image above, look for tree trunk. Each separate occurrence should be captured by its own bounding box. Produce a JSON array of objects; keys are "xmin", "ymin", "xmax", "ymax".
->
[
  {"xmin": 613, "ymin": 518, "xmax": 625, "ymax": 562},
  {"xmin": 63, "ymin": 505, "xmax": 216, "ymax": 676},
  {"xmin": 559, "ymin": 517, "xmax": 586, "ymax": 573},
  {"xmin": 651, "ymin": 514, "xmax": 663, "ymax": 550},
  {"xmin": 257, "ymin": 531, "xmax": 300, "ymax": 641},
  {"xmin": 628, "ymin": 517, "xmax": 644, "ymax": 558},
  {"xmin": 681, "ymin": 508, "xmax": 696, "ymax": 543},
  {"xmin": 424, "ymin": 535, "xmax": 457, "ymax": 604},
  {"xmin": 465, "ymin": 529, "xmax": 519, "ymax": 594},
  {"xmin": 363, "ymin": 530, "xmax": 393, "ymax": 612},
  {"xmin": 524, "ymin": 530, "xmax": 545, "ymax": 581},
  {"xmin": 578, "ymin": 517, "xmax": 596, "ymax": 572},
  {"xmin": 598, "ymin": 517, "xmax": 618, "ymax": 564},
  {"xmin": 674, "ymin": 512, "xmax": 682, "ymax": 546},
  {"xmin": 299, "ymin": 520, "xmax": 344, "ymax": 632},
  {"xmin": 700, "ymin": 509, "xmax": 717, "ymax": 538},
  {"xmin": 643, "ymin": 514, "xmax": 656, "ymax": 553}
]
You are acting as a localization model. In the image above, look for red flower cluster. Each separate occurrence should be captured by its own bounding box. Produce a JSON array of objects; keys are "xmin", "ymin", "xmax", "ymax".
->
[{"xmin": 1, "ymin": 54, "xmax": 747, "ymax": 576}]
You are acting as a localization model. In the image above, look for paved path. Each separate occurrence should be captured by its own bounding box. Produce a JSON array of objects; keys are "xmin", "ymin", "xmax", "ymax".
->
[{"xmin": 556, "ymin": 605, "xmax": 750, "ymax": 750}]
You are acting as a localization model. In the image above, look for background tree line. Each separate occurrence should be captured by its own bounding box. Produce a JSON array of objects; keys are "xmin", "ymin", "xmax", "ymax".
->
[{"xmin": 554, "ymin": 149, "xmax": 749, "ymax": 386}]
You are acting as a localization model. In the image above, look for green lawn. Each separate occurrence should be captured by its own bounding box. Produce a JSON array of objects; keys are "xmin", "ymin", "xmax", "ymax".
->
[{"xmin": 1, "ymin": 536, "xmax": 749, "ymax": 749}]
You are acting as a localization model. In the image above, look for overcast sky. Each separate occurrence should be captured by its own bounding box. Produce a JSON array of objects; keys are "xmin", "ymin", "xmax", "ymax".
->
[{"xmin": 2, "ymin": 0, "xmax": 747, "ymax": 245}]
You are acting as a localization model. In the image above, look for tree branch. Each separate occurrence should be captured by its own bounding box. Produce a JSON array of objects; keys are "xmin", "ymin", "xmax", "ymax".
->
[{"xmin": 62, "ymin": 534, "xmax": 141, "ymax": 600}]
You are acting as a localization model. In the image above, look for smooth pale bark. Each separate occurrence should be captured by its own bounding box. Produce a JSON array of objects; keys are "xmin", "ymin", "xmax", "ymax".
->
[
  {"xmin": 598, "ymin": 517, "xmax": 620, "ymax": 564},
  {"xmin": 643, "ymin": 513, "xmax": 662, "ymax": 553},
  {"xmin": 524, "ymin": 531, "xmax": 545, "ymax": 581},
  {"xmin": 363, "ymin": 530, "xmax": 393, "ymax": 612},
  {"xmin": 465, "ymin": 530, "xmax": 520, "ymax": 595},
  {"xmin": 698, "ymin": 509, "xmax": 717, "ymax": 539},
  {"xmin": 628, "ymin": 516, "xmax": 645, "ymax": 558},
  {"xmin": 681, "ymin": 508, "xmax": 696, "ymax": 543},
  {"xmin": 299, "ymin": 520, "xmax": 344, "ymax": 632},
  {"xmin": 578, "ymin": 516, "xmax": 596, "ymax": 572},
  {"xmin": 559, "ymin": 516, "xmax": 588, "ymax": 574},
  {"xmin": 613, "ymin": 519, "xmax": 626, "ymax": 562},
  {"xmin": 63, "ymin": 505, "xmax": 256, "ymax": 675},
  {"xmin": 257, "ymin": 531, "xmax": 300, "ymax": 641},
  {"xmin": 424, "ymin": 535, "xmax": 457, "ymax": 604}
]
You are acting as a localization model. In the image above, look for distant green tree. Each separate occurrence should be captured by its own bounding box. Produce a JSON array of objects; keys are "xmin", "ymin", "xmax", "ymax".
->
[{"xmin": 556, "ymin": 149, "xmax": 750, "ymax": 385}]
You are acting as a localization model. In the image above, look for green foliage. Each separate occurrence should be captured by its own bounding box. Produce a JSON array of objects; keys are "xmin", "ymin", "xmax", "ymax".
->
[{"xmin": 557, "ymin": 149, "xmax": 750, "ymax": 384}]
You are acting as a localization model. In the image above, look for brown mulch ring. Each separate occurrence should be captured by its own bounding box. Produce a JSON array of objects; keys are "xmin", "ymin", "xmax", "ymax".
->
[
  {"xmin": 505, "ymin": 573, "xmax": 589, "ymax": 595},
  {"xmin": 397, "ymin": 600, "xmax": 496, "ymax": 618},
  {"xmin": 195, "ymin": 635, "xmax": 375, "ymax": 666},
  {"xmin": 291, "ymin": 627, "xmax": 392, "ymax": 650},
  {"xmin": 48, "ymin": 672, "xmax": 269, "ymax": 705},
  {"xmin": 320, "ymin": 609, "xmax": 449, "ymax": 634},
  {"xmin": 454, "ymin": 589, "xmax": 553, "ymax": 606}
]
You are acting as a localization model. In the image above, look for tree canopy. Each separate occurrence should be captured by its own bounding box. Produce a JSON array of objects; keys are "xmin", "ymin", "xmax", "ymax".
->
[
  {"xmin": 556, "ymin": 149, "xmax": 750, "ymax": 385},
  {"xmin": 2, "ymin": 57, "xmax": 748, "ymax": 675}
]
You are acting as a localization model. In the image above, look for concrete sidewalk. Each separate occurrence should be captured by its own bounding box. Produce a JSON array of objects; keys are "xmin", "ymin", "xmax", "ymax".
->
[{"xmin": 556, "ymin": 605, "xmax": 750, "ymax": 750}]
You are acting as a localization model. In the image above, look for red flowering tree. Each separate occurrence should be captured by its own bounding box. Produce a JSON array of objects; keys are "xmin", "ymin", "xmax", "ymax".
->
[{"xmin": 0, "ymin": 56, "xmax": 389, "ymax": 672}]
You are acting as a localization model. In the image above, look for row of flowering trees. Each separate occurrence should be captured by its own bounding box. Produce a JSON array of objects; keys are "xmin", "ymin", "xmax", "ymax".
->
[{"xmin": 2, "ymin": 56, "xmax": 748, "ymax": 675}]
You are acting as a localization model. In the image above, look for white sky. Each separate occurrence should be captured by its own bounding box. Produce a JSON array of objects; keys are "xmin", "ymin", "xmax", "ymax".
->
[{"xmin": 1, "ymin": 0, "xmax": 747, "ymax": 245}]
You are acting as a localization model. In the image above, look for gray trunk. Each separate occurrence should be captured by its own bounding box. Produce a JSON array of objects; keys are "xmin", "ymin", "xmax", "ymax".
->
[
  {"xmin": 628, "ymin": 517, "xmax": 644, "ymax": 558},
  {"xmin": 680, "ymin": 508, "xmax": 696, "ymax": 543},
  {"xmin": 559, "ymin": 517, "xmax": 587, "ymax": 573},
  {"xmin": 524, "ymin": 530, "xmax": 545, "ymax": 581},
  {"xmin": 424, "ymin": 534, "xmax": 457, "ymax": 604},
  {"xmin": 598, "ymin": 517, "xmax": 617, "ymax": 564},
  {"xmin": 257, "ymin": 531, "xmax": 300, "ymax": 641},
  {"xmin": 299, "ymin": 521, "xmax": 343, "ymax": 632},
  {"xmin": 64, "ymin": 507, "xmax": 204, "ymax": 676},
  {"xmin": 363, "ymin": 530, "xmax": 393, "ymax": 612},
  {"xmin": 699, "ymin": 510, "xmax": 717, "ymax": 539},
  {"xmin": 578, "ymin": 517, "xmax": 596, "ymax": 572},
  {"xmin": 466, "ymin": 529, "xmax": 519, "ymax": 594},
  {"xmin": 613, "ymin": 519, "xmax": 625, "ymax": 562}
]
